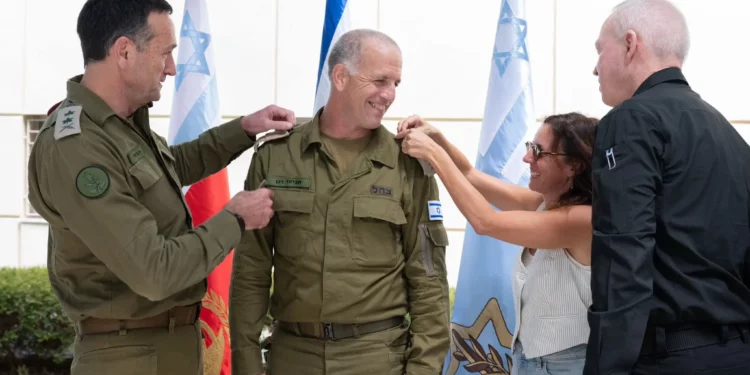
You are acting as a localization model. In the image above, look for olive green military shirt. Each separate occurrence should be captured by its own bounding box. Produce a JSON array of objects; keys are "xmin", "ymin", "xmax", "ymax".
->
[
  {"xmin": 27, "ymin": 76, "xmax": 251, "ymax": 322},
  {"xmin": 230, "ymin": 111, "xmax": 451, "ymax": 375},
  {"xmin": 320, "ymin": 132, "xmax": 372, "ymax": 173}
]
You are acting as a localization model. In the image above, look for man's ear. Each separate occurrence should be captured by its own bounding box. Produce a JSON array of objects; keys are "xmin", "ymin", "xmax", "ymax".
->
[
  {"xmin": 624, "ymin": 30, "xmax": 639, "ymax": 63},
  {"xmin": 331, "ymin": 64, "xmax": 349, "ymax": 91},
  {"xmin": 111, "ymin": 36, "xmax": 135, "ymax": 69}
]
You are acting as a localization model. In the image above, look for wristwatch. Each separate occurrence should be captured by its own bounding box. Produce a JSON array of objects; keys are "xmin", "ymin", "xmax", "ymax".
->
[{"xmin": 232, "ymin": 212, "xmax": 245, "ymax": 234}]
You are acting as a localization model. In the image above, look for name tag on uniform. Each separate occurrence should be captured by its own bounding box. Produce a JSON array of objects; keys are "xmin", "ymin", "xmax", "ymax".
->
[
  {"xmin": 127, "ymin": 146, "xmax": 145, "ymax": 165},
  {"xmin": 428, "ymin": 200, "xmax": 443, "ymax": 221},
  {"xmin": 370, "ymin": 185, "xmax": 392, "ymax": 197},
  {"xmin": 265, "ymin": 176, "xmax": 310, "ymax": 189}
]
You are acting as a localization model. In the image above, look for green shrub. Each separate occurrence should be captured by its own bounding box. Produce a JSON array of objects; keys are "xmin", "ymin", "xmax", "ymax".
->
[{"xmin": 0, "ymin": 267, "xmax": 74, "ymax": 375}]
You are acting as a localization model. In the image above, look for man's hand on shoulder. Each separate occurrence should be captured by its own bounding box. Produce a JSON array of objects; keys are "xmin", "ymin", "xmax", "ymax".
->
[{"xmin": 242, "ymin": 105, "xmax": 296, "ymax": 137}]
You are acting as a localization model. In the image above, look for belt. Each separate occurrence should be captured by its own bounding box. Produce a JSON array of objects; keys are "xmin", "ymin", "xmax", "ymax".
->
[
  {"xmin": 278, "ymin": 316, "xmax": 405, "ymax": 341},
  {"xmin": 77, "ymin": 304, "xmax": 200, "ymax": 336},
  {"xmin": 640, "ymin": 323, "xmax": 750, "ymax": 355}
]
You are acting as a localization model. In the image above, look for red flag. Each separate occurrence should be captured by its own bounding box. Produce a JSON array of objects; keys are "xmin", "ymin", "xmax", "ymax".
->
[{"xmin": 186, "ymin": 169, "xmax": 233, "ymax": 375}]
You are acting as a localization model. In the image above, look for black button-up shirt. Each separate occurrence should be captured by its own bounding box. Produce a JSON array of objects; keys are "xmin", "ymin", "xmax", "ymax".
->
[{"xmin": 585, "ymin": 67, "xmax": 750, "ymax": 374}]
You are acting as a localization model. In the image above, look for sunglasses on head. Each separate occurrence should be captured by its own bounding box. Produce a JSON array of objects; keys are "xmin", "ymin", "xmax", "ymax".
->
[{"xmin": 525, "ymin": 141, "xmax": 569, "ymax": 162}]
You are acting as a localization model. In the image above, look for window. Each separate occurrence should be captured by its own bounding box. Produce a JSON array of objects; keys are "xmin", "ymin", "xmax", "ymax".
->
[{"xmin": 24, "ymin": 116, "xmax": 46, "ymax": 217}]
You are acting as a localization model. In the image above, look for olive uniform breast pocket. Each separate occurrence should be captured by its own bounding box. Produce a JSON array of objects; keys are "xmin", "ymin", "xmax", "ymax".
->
[
  {"xmin": 350, "ymin": 195, "xmax": 407, "ymax": 268},
  {"xmin": 272, "ymin": 188, "xmax": 315, "ymax": 260},
  {"xmin": 128, "ymin": 156, "xmax": 164, "ymax": 194}
]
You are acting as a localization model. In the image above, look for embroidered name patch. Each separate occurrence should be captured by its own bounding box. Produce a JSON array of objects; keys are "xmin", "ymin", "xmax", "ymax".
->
[
  {"xmin": 127, "ymin": 146, "xmax": 145, "ymax": 165},
  {"xmin": 428, "ymin": 200, "xmax": 443, "ymax": 221},
  {"xmin": 370, "ymin": 185, "xmax": 392, "ymax": 196},
  {"xmin": 265, "ymin": 176, "xmax": 310, "ymax": 189}
]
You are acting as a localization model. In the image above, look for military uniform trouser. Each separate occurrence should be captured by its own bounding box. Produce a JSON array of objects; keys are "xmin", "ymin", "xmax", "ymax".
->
[
  {"xmin": 268, "ymin": 319, "xmax": 411, "ymax": 375},
  {"xmin": 71, "ymin": 320, "xmax": 203, "ymax": 375}
]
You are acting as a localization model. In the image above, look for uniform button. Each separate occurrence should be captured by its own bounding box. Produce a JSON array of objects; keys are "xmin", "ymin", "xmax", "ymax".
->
[{"xmin": 517, "ymin": 273, "xmax": 526, "ymax": 281}]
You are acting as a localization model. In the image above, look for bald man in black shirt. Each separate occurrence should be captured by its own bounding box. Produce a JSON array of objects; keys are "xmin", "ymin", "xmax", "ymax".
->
[{"xmin": 586, "ymin": 1, "xmax": 750, "ymax": 374}]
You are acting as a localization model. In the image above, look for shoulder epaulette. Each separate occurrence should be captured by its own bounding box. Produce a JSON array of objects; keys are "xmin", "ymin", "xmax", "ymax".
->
[
  {"xmin": 53, "ymin": 104, "xmax": 83, "ymax": 140},
  {"xmin": 253, "ymin": 123, "xmax": 306, "ymax": 152},
  {"xmin": 418, "ymin": 158, "xmax": 436, "ymax": 176},
  {"xmin": 254, "ymin": 130, "xmax": 290, "ymax": 152}
]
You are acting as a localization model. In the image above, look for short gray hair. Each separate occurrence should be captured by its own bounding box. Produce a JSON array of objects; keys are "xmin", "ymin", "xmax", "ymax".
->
[
  {"xmin": 609, "ymin": 0, "xmax": 690, "ymax": 63},
  {"xmin": 327, "ymin": 29, "xmax": 400, "ymax": 80}
]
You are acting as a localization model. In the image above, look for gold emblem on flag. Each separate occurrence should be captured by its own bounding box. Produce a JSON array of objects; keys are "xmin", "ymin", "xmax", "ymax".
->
[
  {"xmin": 201, "ymin": 290, "xmax": 230, "ymax": 375},
  {"xmin": 444, "ymin": 298, "xmax": 514, "ymax": 374}
]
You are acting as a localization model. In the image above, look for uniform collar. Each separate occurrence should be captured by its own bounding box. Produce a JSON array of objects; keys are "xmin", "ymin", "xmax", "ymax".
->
[
  {"xmin": 633, "ymin": 67, "xmax": 689, "ymax": 96},
  {"xmin": 365, "ymin": 125, "xmax": 399, "ymax": 169},
  {"xmin": 301, "ymin": 107, "xmax": 398, "ymax": 169},
  {"xmin": 301, "ymin": 108, "xmax": 324, "ymax": 151},
  {"xmin": 65, "ymin": 75, "xmax": 153, "ymax": 126}
]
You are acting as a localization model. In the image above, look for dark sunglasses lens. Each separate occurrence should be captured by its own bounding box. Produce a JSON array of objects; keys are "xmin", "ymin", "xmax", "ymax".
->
[{"xmin": 527, "ymin": 143, "xmax": 539, "ymax": 160}]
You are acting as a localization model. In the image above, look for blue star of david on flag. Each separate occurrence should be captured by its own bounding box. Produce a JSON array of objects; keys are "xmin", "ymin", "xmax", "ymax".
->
[
  {"xmin": 175, "ymin": 11, "xmax": 211, "ymax": 90},
  {"xmin": 444, "ymin": 1, "xmax": 538, "ymax": 374},
  {"xmin": 493, "ymin": 0, "xmax": 529, "ymax": 78}
]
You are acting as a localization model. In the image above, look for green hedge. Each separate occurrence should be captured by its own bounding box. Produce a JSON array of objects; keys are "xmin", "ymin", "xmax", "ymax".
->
[
  {"xmin": 0, "ymin": 267, "xmax": 74, "ymax": 375},
  {"xmin": 0, "ymin": 267, "xmax": 457, "ymax": 375}
]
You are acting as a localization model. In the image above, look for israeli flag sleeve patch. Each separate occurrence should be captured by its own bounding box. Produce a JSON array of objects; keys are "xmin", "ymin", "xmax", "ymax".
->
[{"xmin": 428, "ymin": 200, "xmax": 443, "ymax": 221}]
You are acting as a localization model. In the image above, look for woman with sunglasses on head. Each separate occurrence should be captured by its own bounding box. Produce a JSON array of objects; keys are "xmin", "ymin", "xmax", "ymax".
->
[{"xmin": 395, "ymin": 112, "xmax": 598, "ymax": 375}]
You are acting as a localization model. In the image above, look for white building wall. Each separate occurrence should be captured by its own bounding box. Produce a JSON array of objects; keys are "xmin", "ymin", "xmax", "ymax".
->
[{"xmin": 1, "ymin": 0, "xmax": 748, "ymax": 288}]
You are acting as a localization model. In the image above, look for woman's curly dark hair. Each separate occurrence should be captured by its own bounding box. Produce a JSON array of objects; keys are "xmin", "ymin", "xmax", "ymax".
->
[{"xmin": 543, "ymin": 113, "xmax": 598, "ymax": 207}]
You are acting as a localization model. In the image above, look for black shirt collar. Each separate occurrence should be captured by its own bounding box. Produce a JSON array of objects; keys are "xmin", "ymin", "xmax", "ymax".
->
[{"xmin": 633, "ymin": 67, "xmax": 689, "ymax": 96}]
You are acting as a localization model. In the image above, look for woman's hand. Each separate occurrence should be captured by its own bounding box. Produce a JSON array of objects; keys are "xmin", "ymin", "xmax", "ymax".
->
[
  {"xmin": 400, "ymin": 129, "xmax": 440, "ymax": 161},
  {"xmin": 395, "ymin": 115, "xmax": 440, "ymax": 139}
]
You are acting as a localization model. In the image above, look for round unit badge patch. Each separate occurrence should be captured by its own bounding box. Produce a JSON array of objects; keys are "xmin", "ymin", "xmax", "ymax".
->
[{"xmin": 76, "ymin": 166, "xmax": 110, "ymax": 198}]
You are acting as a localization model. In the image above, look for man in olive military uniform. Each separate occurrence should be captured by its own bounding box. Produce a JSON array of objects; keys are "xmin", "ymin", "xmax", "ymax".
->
[
  {"xmin": 230, "ymin": 29, "xmax": 451, "ymax": 375},
  {"xmin": 27, "ymin": 1, "xmax": 295, "ymax": 374}
]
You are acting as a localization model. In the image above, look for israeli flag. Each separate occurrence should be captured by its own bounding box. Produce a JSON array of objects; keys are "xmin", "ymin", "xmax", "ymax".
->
[
  {"xmin": 168, "ymin": 0, "xmax": 220, "ymax": 151},
  {"xmin": 313, "ymin": 0, "xmax": 352, "ymax": 114},
  {"xmin": 443, "ymin": 0, "xmax": 538, "ymax": 374},
  {"xmin": 167, "ymin": 3, "xmax": 234, "ymax": 375}
]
